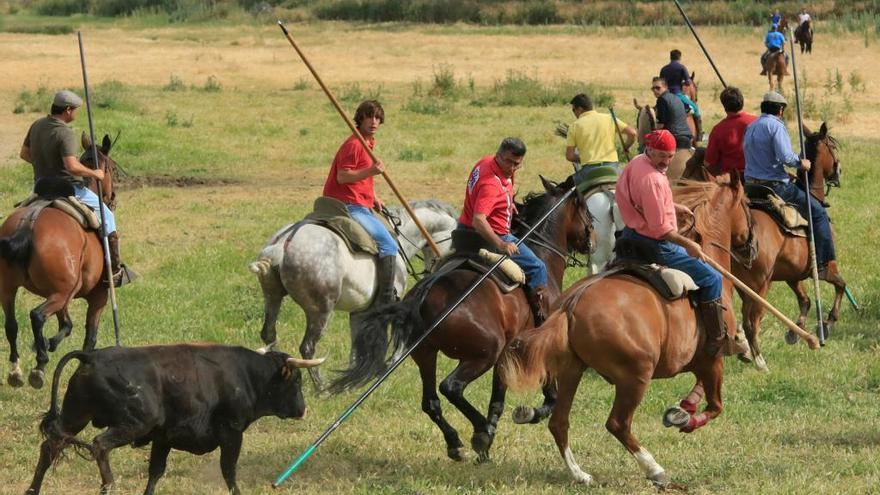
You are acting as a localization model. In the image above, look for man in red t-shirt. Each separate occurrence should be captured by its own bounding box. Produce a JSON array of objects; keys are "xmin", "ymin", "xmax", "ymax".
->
[
  {"xmin": 705, "ymin": 87, "xmax": 758, "ymax": 175},
  {"xmin": 458, "ymin": 138, "xmax": 549, "ymax": 324},
  {"xmin": 322, "ymin": 100, "xmax": 398, "ymax": 305}
]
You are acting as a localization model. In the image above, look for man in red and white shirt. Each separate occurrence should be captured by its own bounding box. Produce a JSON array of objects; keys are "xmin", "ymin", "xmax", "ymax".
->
[
  {"xmin": 617, "ymin": 129, "xmax": 745, "ymax": 357},
  {"xmin": 323, "ymin": 100, "xmax": 398, "ymax": 305},
  {"xmin": 704, "ymin": 87, "xmax": 757, "ymax": 175},
  {"xmin": 458, "ymin": 138, "xmax": 549, "ymax": 323}
]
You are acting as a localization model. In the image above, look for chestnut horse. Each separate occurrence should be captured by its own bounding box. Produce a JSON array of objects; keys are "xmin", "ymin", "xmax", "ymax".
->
[
  {"xmin": 501, "ymin": 177, "xmax": 746, "ymax": 487},
  {"xmin": 330, "ymin": 175, "xmax": 592, "ymax": 462},
  {"xmin": 0, "ymin": 134, "xmax": 117, "ymax": 389},
  {"xmin": 682, "ymin": 123, "xmax": 843, "ymax": 371},
  {"xmin": 765, "ymin": 51, "xmax": 788, "ymax": 91}
]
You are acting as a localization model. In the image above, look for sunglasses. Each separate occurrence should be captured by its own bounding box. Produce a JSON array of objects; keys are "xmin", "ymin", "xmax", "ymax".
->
[{"xmin": 651, "ymin": 86, "xmax": 663, "ymax": 90}]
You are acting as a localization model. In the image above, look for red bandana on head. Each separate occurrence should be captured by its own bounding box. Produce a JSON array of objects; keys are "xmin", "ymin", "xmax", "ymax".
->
[{"xmin": 644, "ymin": 129, "xmax": 676, "ymax": 152}]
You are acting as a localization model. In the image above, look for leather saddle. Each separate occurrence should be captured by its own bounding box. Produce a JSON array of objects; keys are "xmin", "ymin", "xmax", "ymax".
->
[
  {"xmin": 430, "ymin": 228, "xmax": 525, "ymax": 294},
  {"xmin": 745, "ymin": 184, "xmax": 808, "ymax": 237},
  {"xmin": 300, "ymin": 196, "xmax": 395, "ymax": 255},
  {"xmin": 14, "ymin": 178, "xmax": 101, "ymax": 231},
  {"xmin": 608, "ymin": 237, "xmax": 698, "ymax": 300}
]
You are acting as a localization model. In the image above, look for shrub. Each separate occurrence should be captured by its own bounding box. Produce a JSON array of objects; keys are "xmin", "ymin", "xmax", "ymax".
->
[
  {"xmin": 13, "ymin": 85, "xmax": 53, "ymax": 114},
  {"xmin": 93, "ymin": 80, "xmax": 130, "ymax": 109},
  {"xmin": 33, "ymin": 0, "xmax": 89, "ymax": 16},
  {"xmin": 163, "ymin": 74, "xmax": 187, "ymax": 92},
  {"xmin": 403, "ymin": 97, "xmax": 450, "ymax": 115},
  {"xmin": 201, "ymin": 75, "xmax": 222, "ymax": 92},
  {"xmin": 476, "ymin": 70, "xmax": 613, "ymax": 108}
]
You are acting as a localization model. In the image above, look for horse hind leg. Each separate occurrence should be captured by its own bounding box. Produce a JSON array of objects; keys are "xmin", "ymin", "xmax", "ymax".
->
[
  {"xmin": 300, "ymin": 309, "xmax": 331, "ymax": 390},
  {"xmin": 439, "ymin": 358, "xmax": 495, "ymax": 463},
  {"xmin": 512, "ymin": 381, "xmax": 557, "ymax": 425},
  {"xmin": 29, "ymin": 294, "xmax": 70, "ymax": 389},
  {"xmin": 547, "ymin": 360, "xmax": 593, "ymax": 484},
  {"xmin": 606, "ymin": 378, "xmax": 669, "ymax": 487},
  {"xmin": 2, "ymin": 288, "xmax": 24, "ymax": 387},
  {"xmin": 785, "ymin": 281, "xmax": 811, "ymax": 345},
  {"xmin": 257, "ymin": 270, "xmax": 286, "ymax": 352},
  {"xmin": 47, "ymin": 306, "xmax": 74, "ymax": 352},
  {"xmin": 413, "ymin": 347, "xmax": 464, "ymax": 461}
]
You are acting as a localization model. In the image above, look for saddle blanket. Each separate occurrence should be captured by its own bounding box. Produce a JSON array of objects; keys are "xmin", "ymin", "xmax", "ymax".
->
[
  {"xmin": 745, "ymin": 184, "xmax": 808, "ymax": 237},
  {"xmin": 15, "ymin": 194, "xmax": 101, "ymax": 231},
  {"xmin": 432, "ymin": 249, "xmax": 526, "ymax": 294},
  {"xmin": 302, "ymin": 196, "xmax": 394, "ymax": 255}
]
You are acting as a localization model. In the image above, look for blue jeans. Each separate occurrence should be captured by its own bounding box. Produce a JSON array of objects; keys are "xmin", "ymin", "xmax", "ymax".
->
[
  {"xmin": 622, "ymin": 228, "xmax": 721, "ymax": 302},
  {"xmin": 772, "ymin": 181, "xmax": 835, "ymax": 265},
  {"xmin": 500, "ymin": 234, "xmax": 548, "ymax": 289},
  {"xmin": 73, "ymin": 185, "xmax": 116, "ymax": 234},
  {"xmin": 346, "ymin": 204, "xmax": 397, "ymax": 258}
]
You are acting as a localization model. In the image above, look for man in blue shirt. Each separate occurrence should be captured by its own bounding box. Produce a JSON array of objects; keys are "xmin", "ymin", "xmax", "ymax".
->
[
  {"xmin": 743, "ymin": 91, "xmax": 838, "ymax": 278},
  {"xmin": 761, "ymin": 25, "xmax": 788, "ymax": 75},
  {"xmin": 660, "ymin": 50, "xmax": 702, "ymax": 143}
]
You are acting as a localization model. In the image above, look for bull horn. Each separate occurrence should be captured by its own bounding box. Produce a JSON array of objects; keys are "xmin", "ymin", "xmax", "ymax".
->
[{"xmin": 286, "ymin": 356, "xmax": 325, "ymax": 368}]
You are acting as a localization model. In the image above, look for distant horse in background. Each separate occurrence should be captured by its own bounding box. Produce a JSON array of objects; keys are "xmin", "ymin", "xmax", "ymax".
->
[
  {"xmin": 795, "ymin": 20, "xmax": 813, "ymax": 53},
  {"xmin": 682, "ymin": 71, "xmax": 698, "ymax": 104},
  {"xmin": 248, "ymin": 199, "xmax": 457, "ymax": 389},
  {"xmin": 0, "ymin": 134, "xmax": 117, "ymax": 389},
  {"xmin": 633, "ymin": 99, "xmax": 694, "ymax": 181},
  {"xmin": 764, "ymin": 51, "xmax": 788, "ymax": 91}
]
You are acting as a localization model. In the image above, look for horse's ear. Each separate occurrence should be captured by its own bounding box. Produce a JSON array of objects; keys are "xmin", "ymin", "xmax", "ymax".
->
[
  {"xmin": 539, "ymin": 175, "xmax": 558, "ymax": 193},
  {"xmin": 102, "ymin": 134, "xmax": 112, "ymax": 154},
  {"xmin": 819, "ymin": 122, "xmax": 828, "ymax": 137},
  {"xmin": 632, "ymin": 98, "xmax": 640, "ymax": 110},
  {"xmin": 691, "ymin": 70, "xmax": 696, "ymax": 79},
  {"xmin": 82, "ymin": 132, "xmax": 92, "ymax": 150}
]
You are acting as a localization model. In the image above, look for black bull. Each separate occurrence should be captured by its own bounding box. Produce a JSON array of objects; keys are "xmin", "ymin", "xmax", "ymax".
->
[{"xmin": 26, "ymin": 344, "xmax": 323, "ymax": 495}]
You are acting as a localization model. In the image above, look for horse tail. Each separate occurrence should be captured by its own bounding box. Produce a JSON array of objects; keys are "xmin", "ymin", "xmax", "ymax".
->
[
  {"xmin": 328, "ymin": 273, "xmax": 440, "ymax": 394},
  {"xmin": 39, "ymin": 351, "xmax": 94, "ymax": 462},
  {"xmin": 0, "ymin": 225, "xmax": 33, "ymax": 268},
  {"xmin": 248, "ymin": 241, "xmax": 285, "ymax": 277},
  {"xmin": 500, "ymin": 309, "xmax": 578, "ymax": 392}
]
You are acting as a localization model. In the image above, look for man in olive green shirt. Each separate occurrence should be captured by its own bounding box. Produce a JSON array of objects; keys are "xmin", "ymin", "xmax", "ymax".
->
[{"xmin": 20, "ymin": 90, "xmax": 133, "ymax": 286}]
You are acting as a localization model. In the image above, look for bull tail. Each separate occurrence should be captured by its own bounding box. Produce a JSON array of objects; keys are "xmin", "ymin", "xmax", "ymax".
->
[
  {"xmin": 0, "ymin": 225, "xmax": 33, "ymax": 268},
  {"xmin": 500, "ymin": 308, "xmax": 578, "ymax": 392},
  {"xmin": 328, "ymin": 274, "xmax": 439, "ymax": 394},
  {"xmin": 39, "ymin": 351, "xmax": 94, "ymax": 462}
]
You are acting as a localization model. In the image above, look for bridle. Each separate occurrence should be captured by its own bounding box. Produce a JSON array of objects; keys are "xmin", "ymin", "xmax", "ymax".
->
[
  {"xmin": 514, "ymin": 192, "xmax": 593, "ymax": 268},
  {"xmin": 732, "ymin": 197, "xmax": 758, "ymax": 269}
]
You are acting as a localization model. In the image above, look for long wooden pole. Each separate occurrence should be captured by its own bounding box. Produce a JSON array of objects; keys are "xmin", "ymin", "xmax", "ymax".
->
[
  {"xmin": 276, "ymin": 21, "xmax": 441, "ymax": 257},
  {"xmin": 703, "ymin": 256, "xmax": 820, "ymax": 349},
  {"xmin": 608, "ymin": 106, "xmax": 631, "ymax": 161},
  {"xmin": 672, "ymin": 0, "xmax": 728, "ymax": 88}
]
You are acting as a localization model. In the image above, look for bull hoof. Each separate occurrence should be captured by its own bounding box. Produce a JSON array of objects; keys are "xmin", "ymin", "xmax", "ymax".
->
[
  {"xmin": 511, "ymin": 405, "xmax": 536, "ymax": 424},
  {"xmin": 784, "ymin": 330, "xmax": 799, "ymax": 345},
  {"xmin": 8, "ymin": 370, "xmax": 25, "ymax": 388},
  {"xmin": 28, "ymin": 369, "xmax": 45, "ymax": 389},
  {"xmin": 662, "ymin": 406, "xmax": 691, "ymax": 428},
  {"xmin": 447, "ymin": 446, "xmax": 464, "ymax": 462},
  {"xmin": 255, "ymin": 340, "xmax": 277, "ymax": 355}
]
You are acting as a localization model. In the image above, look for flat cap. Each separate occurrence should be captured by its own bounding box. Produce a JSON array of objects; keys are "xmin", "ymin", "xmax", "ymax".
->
[
  {"xmin": 53, "ymin": 90, "xmax": 83, "ymax": 108},
  {"xmin": 762, "ymin": 91, "xmax": 787, "ymax": 105}
]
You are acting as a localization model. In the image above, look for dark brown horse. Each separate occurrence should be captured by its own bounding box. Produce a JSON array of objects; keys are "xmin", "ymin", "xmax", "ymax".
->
[
  {"xmin": 682, "ymin": 123, "xmax": 843, "ymax": 371},
  {"xmin": 0, "ymin": 134, "xmax": 117, "ymax": 389},
  {"xmin": 500, "ymin": 177, "xmax": 746, "ymax": 487},
  {"xmin": 330, "ymin": 176, "xmax": 592, "ymax": 462},
  {"xmin": 795, "ymin": 20, "xmax": 813, "ymax": 53}
]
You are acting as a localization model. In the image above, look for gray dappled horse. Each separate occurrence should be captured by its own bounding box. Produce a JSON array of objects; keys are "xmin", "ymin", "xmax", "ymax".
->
[{"xmin": 248, "ymin": 200, "xmax": 457, "ymax": 388}]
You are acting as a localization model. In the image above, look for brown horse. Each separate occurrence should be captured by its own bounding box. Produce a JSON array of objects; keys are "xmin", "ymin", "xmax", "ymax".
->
[
  {"xmin": 682, "ymin": 123, "xmax": 843, "ymax": 371},
  {"xmin": 501, "ymin": 176, "xmax": 746, "ymax": 487},
  {"xmin": 330, "ymin": 175, "xmax": 592, "ymax": 462},
  {"xmin": 682, "ymin": 71, "xmax": 698, "ymax": 104},
  {"xmin": 764, "ymin": 51, "xmax": 788, "ymax": 91},
  {"xmin": 795, "ymin": 20, "xmax": 813, "ymax": 53},
  {"xmin": 633, "ymin": 99, "xmax": 694, "ymax": 180},
  {"xmin": 0, "ymin": 134, "xmax": 117, "ymax": 389}
]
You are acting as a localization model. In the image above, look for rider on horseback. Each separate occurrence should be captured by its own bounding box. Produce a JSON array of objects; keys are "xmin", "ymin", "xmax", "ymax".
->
[
  {"xmin": 565, "ymin": 93, "xmax": 635, "ymax": 167},
  {"xmin": 651, "ymin": 77, "xmax": 692, "ymax": 151},
  {"xmin": 743, "ymin": 91, "xmax": 842, "ymax": 284},
  {"xmin": 458, "ymin": 138, "xmax": 549, "ymax": 324},
  {"xmin": 660, "ymin": 50, "xmax": 702, "ymax": 142},
  {"xmin": 19, "ymin": 90, "xmax": 133, "ymax": 287},
  {"xmin": 760, "ymin": 24, "xmax": 788, "ymax": 75},
  {"xmin": 616, "ymin": 130, "xmax": 747, "ymax": 357},
  {"xmin": 322, "ymin": 99, "xmax": 399, "ymax": 306},
  {"xmin": 704, "ymin": 86, "xmax": 757, "ymax": 175}
]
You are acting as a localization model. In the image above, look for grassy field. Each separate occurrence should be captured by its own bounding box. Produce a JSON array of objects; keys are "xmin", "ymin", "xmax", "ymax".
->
[{"xmin": 1, "ymin": 17, "xmax": 879, "ymax": 495}]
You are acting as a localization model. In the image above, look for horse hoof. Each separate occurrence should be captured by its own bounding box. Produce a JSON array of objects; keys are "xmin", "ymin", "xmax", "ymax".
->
[
  {"xmin": 47, "ymin": 338, "xmax": 59, "ymax": 353},
  {"xmin": 511, "ymin": 405, "xmax": 536, "ymax": 424},
  {"xmin": 754, "ymin": 355, "xmax": 770, "ymax": 373},
  {"xmin": 471, "ymin": 431, "xmax": 493, "ymax": 457},
  {"xmin": 7, "ymin": 371, "xmax": 25, "ymax": 388},
  {"xmin": 473, "ymin": 451, "xmax": 491, "ymax": 465},
  {"xmin": 28, "ymin": 369, "xmax": 45, "ymax": 389},
  {"xmin": 662, "ymin": 406, "xmax": 691, "ymax": 428},
  {"xmin": 784, "ymin": 330, "xmax": 799, "ymax": 345},
  {"xmin": 447, "ymin": 447, "xmax": 464, "ymax": 462},
  {"xmin": 648, "ymin": 470, "xmax": 670, "ymax": 488}
]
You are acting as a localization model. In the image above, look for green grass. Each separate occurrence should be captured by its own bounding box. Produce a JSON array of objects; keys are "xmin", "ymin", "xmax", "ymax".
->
[{"xmin": 1, "ymin": 27, "xmax": 879, "ymax": 495}]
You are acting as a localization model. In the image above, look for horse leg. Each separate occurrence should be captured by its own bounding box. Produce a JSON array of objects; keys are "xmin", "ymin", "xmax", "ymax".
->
[
  {"xmin": 586, "ymin": 193, "xmax": 615, "ymax": 273},
  {"xmin": 28, "ymin": 294, "xmax": 69, "ymax": 389},
  {"xmin": 786, "ymin": 280, "xmax": 811, "ymax": 336},
  {"xmin": 743, "ymin": 284, "xmax": 771, "ymax": 372},
  {"xmin": 257, "ymin": 270, "xmax": 285, "ymax": 352},
  {"xmin": 607, "ymin": 377, "xmax": 668, "ymax": 487},
  {"xmin": 47, "ymin": 306, "xmax": 74, "ymax": 352},
  {"xmin": 547, "ymin": 361, "xmax": 593, "ymax": 484},
  {"xmin": 300, "ymin": 309, "xmax": 331, "ymax": 390},
  {"xmin": 2, "ymin": 288, "xmax": 24, "ymax": 387},
  {"xmin": 484, "ymin": 367, "xmax": 507, "ymax": 445},
  {"xmin": 83, "ymin": 290, "xmax": 109, "ymax": 351},
  {"xmin": 512, "ymin": 381, "xmax": 557, "ymax": 425},
  {"xmin": 824, "ymin": 277, "xmax": 847, "ymax": 334},
  {"xmin": 412, "ymin": 347, "xmax": 464, "ymax": 461},
  {"xmin": 439, "ymin": 358, "xmax": 495, "ymax": 463},
  {"xmin": 682, "ymin": 358, "xmax": 725, "ymax": 434}
]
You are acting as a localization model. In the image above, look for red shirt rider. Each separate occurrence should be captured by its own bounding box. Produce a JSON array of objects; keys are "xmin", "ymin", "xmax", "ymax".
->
[{"xmin": 459, "ymin": 155, "xmax": 516, "ymax": 235}]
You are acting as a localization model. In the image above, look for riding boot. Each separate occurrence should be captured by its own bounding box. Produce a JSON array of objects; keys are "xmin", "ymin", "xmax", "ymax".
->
[
  {"xmin": 106, "ymin": 232, "xmax": 138, "ymax": 288},
  {"xmin": 374, "ymin": 256, "xmax": 398, "ymax": 306},
  {"xmin": 525, "ymin": 285, "xmax": 549, "ymax": 327},
  {"xmin": 697, "ymin": 299, "xmax": 730, "ymax": 358}
]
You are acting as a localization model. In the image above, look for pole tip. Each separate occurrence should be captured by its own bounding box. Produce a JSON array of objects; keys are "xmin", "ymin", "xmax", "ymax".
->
[{"xmin": 277, "ymin": 20, "xmax": 289, "ymax": 35}]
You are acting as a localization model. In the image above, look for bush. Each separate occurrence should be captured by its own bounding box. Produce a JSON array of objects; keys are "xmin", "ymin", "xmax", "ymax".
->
[
  {"xmin": 475, "ymin": 70, "xmax": 613, "ymax": 108},
  {"xmin": 33, "ymin": 0, "xmax": 89, "ymax": 16},
  {"xmin": 3, "ymin": 24, "xmax": 75, "ymax": 34},
  {"xmin": 403, "ymin": 97, "xmax": 450, "ymax": 115},
  {"xmin": 163, "ymin": 74, "xmax": 187, "ymax": 92},
  {"xmin": 13, "ymin": 85, "xmax": 53, "ymax": 114},
  {"xmin": 200, "ymin": 75, "xmax": 222, "ymax": 92},
  {"xmin": 93, "ymin": 80, "xmax": 131, "ymax": 109}
]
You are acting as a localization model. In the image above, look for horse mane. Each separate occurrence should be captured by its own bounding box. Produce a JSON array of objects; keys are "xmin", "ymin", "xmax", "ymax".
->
[
  {"xmin": 512, "ymin": 182, "xmax": 572, "ymax": 239},
  {"xmin": 673, "ymin": 177, "xmax": 740, "ymax": 246}
]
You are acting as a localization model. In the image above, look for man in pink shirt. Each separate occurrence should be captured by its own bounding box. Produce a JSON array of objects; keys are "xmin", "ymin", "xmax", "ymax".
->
[
  {"xmin": 616, "ymin": 130, "xmax": 744, "ymax": 357},
  {"xmin": 704, "ymin": 87, "xmax": 757, "ymax": 175}
]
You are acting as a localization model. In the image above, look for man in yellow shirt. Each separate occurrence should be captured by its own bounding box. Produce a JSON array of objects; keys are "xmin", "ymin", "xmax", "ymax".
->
[{"xmin": 565, "ymin": 93, "xmax": 636, "ymax": 167}]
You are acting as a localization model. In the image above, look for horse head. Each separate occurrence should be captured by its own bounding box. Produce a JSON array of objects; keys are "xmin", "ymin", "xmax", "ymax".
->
[
  {"xmin": 673, "ymin": 174, "xmax": 745, "ymax": 262},
  {"xmin": 632, "ymin": 99, "xmax": 656, "ymax": 149},
  {"xmin": 802, "ymin": 122, "xmax": 840, "ymax": 206},
  {"xmin": 685, "ymin": 71, "xmax": 698, "ymax": 103},
  {"xmin": 81, "ymin": 133, "xmax": 118, "ymax": 209},
  {"xmin": 514, "ymin": 176, "xmax": 592, "ymax": 263}
]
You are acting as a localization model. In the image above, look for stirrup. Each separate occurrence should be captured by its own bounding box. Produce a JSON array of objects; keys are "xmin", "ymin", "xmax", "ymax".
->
[{"xmin": 110, "ymin": 264, "xmax": 139, "ymax": 288}]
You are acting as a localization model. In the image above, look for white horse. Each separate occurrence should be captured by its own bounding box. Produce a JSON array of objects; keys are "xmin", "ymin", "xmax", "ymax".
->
[
  {"xmin": 248, "ymin": 199, "xmax": 457, "ymax": 388},
  {"xmin": 584, "ymin": 187, "xmax": 625, "ymax": 273}
]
